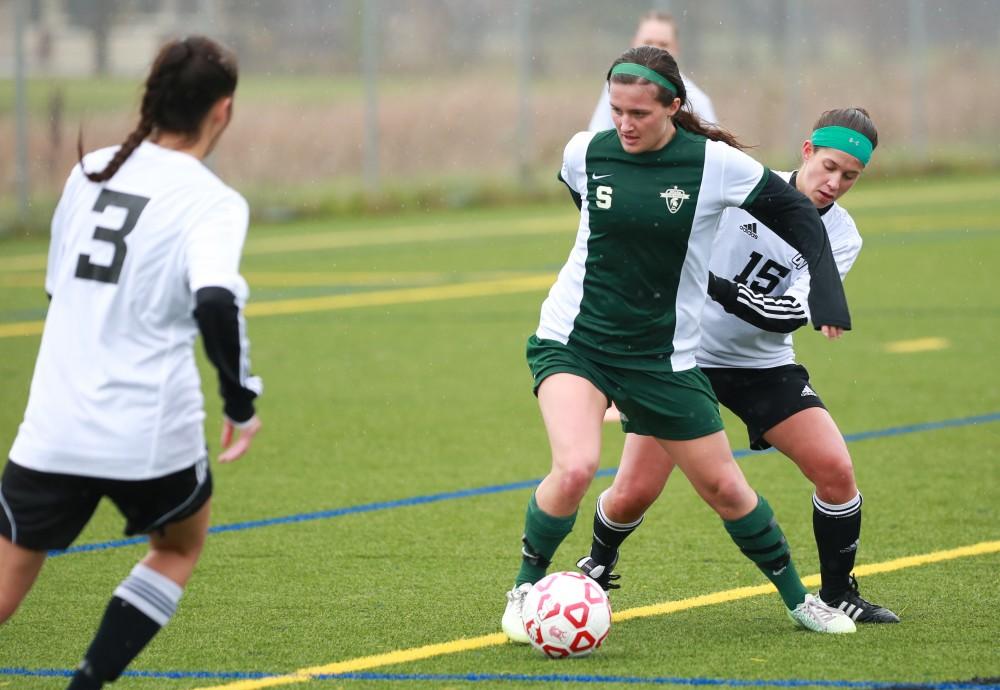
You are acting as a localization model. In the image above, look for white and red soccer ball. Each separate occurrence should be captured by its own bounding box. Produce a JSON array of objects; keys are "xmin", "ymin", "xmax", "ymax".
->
[{"xmin": 520, "ymin": 571, "xmax": 612, "ymax": 658}]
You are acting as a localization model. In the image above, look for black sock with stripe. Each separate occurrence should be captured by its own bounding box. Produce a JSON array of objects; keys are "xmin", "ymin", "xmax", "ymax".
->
[
  {"xmin": 68, "ymin": 564, "xmax": 182, "ymax": 689},
  {"xmin": 589, "ymin": 490, "xmax": 643, "ymax": 566},
  {"xmin": 813, "ymin": 492, "xmax": 863, "ymax": 601}
]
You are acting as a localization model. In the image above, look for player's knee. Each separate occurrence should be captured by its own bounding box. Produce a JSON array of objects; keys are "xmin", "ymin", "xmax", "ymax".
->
[
  {"xmin": 703, "ymin": 473, "xmax": 754, "ymax": 515},
  {"xmin": 605, "ymin": 483, "xmax": 655, "ymax": 522},
  {"xmin": 808, "ymin": 453, "xmax": 857, "ymax": 503},
  {"xmin": 150, "ymin": 535, "xmax": 206, "ymax": 566},
  {"xmin": 554, "ymin": 460, "xmax": 599, "ymax": 504}
]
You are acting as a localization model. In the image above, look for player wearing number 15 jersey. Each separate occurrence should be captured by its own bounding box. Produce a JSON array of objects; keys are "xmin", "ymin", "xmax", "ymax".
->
[{"xmin": 0, "ymin": 36, "xmax": 263, "ymax": 689}]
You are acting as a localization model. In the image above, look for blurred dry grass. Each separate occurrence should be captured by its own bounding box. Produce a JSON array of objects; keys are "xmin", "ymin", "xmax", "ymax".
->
[{"xmin": 1, "ymin": 59, "xmax": 997, "ymax": 225}]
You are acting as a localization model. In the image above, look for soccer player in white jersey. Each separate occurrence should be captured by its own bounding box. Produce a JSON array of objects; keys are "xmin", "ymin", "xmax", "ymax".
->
[
  {"xmin": 0, "ymin": 37, "xmax": 263, "ymax": 688},
  {"xmin": 502, "ymin": 46, "xmax": 859, "ymax": 644},
  {"xmin": 589, "ymin": 11, "xmax": 718, "ymax": 131},
  {"xmin": 579, "ymin": 107, "xmax": 900, "ymax": 624}
]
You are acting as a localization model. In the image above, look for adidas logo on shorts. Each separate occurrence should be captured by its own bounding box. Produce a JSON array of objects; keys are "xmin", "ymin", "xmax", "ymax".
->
[
  {"xmin": 740, "ymin": 222, "xmax": 758, "ymax": 239},
  {"xmin": 801, "ymin": 384, "xmax": 818, "ymax": 397}
]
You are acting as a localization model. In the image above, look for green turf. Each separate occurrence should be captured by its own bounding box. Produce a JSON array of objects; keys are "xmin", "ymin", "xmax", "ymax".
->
[{"xmin": 0, "ymin": 173, "xmax": 997, "ymax": 689}]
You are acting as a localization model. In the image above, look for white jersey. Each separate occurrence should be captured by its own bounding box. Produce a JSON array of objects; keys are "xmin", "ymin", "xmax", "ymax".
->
[
  {"xmin": 588, "ymin": 72, "xmax": 718, "ymax": 132},
  {"xmin": 697, "ymin": 171, "xmax": 862, "ymax": 369},
  {"xmin": 9, "ymin": 142, "xmax": 254, "ymax": 480}
]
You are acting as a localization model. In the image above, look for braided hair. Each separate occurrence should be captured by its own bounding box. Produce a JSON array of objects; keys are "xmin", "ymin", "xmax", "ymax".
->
[
  {"xmin": 608, "ymin": 46, "xmax": 748, "ymax": 151},
  {"xmin": 79, "ymin": 36, "xmax": 238, "ymax": 183}
]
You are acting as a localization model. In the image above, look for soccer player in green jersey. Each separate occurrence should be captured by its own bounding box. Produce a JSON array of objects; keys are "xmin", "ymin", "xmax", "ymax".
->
[
  {"xmin": 582, "ymin": 107, "xmax": 900, "ymax": 624},
  {"xmin": 502, "ymin": 45, "xmax": 857, "ymax": 641}
]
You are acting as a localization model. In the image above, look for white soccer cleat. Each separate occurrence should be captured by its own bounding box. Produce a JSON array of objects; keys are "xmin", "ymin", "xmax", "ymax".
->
[
  {"xmin": 787, "ymin": 593, "xmax": 857, "ymax": 634},
  {"xmin": 502, "ymin": 583, "xmax": 532, "ymax": 643}
]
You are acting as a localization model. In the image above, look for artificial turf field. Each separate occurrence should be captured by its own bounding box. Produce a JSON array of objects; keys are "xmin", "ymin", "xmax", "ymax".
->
[{"xmin": 0, "ymin": 173, "xmax": 997, "ymax": 689}]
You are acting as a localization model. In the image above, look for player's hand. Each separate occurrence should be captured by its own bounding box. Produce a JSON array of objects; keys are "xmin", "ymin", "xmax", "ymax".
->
[
  {"xmin": 219, "ymin": 414, "xmax": 262, "ymax": 463},
  {"xmin": 820, "ymin": 325, "xmax": 844, "ymax": 340}
]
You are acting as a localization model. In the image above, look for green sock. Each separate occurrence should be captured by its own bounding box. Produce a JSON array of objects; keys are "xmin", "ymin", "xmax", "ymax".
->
[
  {"xmin": 515, "ymin": 492, "xmax": 577, "ymax": 586},
  {"xmin": 724, "ymin": 494, "xmax": 808, "ymax": 609}
]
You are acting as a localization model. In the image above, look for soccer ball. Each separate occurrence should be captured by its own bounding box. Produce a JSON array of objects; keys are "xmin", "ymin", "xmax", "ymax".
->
[{"xmin": 520, "ymin": 571, "xmax": 612, "ymax": 658}]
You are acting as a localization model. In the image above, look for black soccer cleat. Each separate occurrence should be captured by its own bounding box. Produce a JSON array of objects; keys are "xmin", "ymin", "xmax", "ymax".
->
[
  {"xmin": 821, "ymin": 575, "xmax": 900, "ymax": 624},
  {"xmin": 577, "ymin": 555, "xmax": 621, "ymax": 591}
]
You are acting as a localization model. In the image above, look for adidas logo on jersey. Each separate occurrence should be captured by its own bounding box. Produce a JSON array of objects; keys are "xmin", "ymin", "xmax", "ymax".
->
[
  {"xmin": 740, "ymin": 222, "xmax": 758, "ymax": 239},
  {"xmin": 801, "ymin": 384, "xmax": 818, "ymax": 397}
]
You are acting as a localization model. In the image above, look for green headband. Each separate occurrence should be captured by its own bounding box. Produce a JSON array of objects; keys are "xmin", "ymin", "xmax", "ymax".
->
[
  {"xmin": 610, "ymin": 63, "xmax": 678, "ymax": 96},
  {"xmin": 811, "ymin": 126, "xmax": 874, "ymax": 166}
]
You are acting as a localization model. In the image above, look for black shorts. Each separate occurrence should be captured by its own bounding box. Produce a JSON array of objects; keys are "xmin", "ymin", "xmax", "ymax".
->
[
  {"xmin": 0, "ymin": 458, "xmax": 212, "ymax": 552},
  {"xmin": 702, "ymin": 364, "xmax": 826, "ymax": 451}
]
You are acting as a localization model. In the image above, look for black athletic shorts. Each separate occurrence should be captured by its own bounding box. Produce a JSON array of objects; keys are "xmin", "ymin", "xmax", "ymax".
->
[
  {"xmin": 0, "ymin": 458, "xmax": 212, "ymax": 552},
  {"xmin": 702, "ymin": 364, "xmax": 826, "ymax": 451}
]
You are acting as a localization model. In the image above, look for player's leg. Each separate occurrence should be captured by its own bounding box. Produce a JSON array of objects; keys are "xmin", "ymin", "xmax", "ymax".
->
[
  {"xmin": 578, "ymin": 433, "xmax": 676, "ymax": 589},
  {"xmin": 661, "ymin": 430, "xmax": 854, "ymax": 633},
  {"xmin": 0, "ymin": 460, "xmax": 100, "ymax": 624},
  {"xmin": 68, "ymin": 462, "xmax": 211, "ymax": 689},
  {"xmin": 764, "ymin": 406, "xmax": 899, "ymax": 622},
  {"xmin": 0, "ymin": 538, "xmax": 47, "ymax": 624},
  {"xmin": 503, "ymin": 372, "xmax": 607, "ymax": 642}
]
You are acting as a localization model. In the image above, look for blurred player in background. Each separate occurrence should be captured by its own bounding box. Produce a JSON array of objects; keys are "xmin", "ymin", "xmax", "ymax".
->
[
  {"xmin": 589, "ymin": 10, "xmax": 717, "ymax": 131},
  {"xmin": 503, "ymin": 45, "xmax": 859, "ymax": 644},
  {"xmin": 580, "ymin": 107, "xmax": 900, "ymax": 624},
  {"xmin": 0, "ymin": 36, "xmax": 263, "ymax": 688}
]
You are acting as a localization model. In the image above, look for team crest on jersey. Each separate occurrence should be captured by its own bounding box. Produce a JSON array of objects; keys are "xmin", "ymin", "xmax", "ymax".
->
[{"xmin": 659, "ymin": 186, "xmax": 691, "ymax": 214}]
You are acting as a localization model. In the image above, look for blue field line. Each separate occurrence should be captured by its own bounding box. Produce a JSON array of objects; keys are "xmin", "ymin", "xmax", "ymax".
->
[
  {"xmin": 1, "ymin": 667, "xmax": 997, "ymax": 690},
  {"xmin": 48, "ymin": 411, "xmax": 1000, "ymax": 559},
  {"xmin": 316, "ymin": 673, "xmax": 1000, "ymax": 689}
]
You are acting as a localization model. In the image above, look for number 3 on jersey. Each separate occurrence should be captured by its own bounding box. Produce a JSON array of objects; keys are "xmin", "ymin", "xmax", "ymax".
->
[{"xmin": 75, "ymin": 189, "xmax": 150, "ymax": 285}]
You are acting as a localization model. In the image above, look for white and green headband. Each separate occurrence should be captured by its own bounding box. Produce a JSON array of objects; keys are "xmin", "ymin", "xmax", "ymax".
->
[{"xmin": 811, "ymin": 125, "xmax": 874, "ymax": 166}]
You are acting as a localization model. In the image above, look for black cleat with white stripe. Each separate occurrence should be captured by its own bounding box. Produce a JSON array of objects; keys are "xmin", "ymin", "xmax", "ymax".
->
[
  {"xmin": 577, "ymin": 555, "xmax": 621, "ymax": 591},
  {"xmin": 821, "ymin": 575, "xmax": 900, "ymax": 624}
]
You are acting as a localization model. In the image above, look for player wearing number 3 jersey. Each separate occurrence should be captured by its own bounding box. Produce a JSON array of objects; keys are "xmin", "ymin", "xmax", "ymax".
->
[
  {"xmin": 502, "ymin": 46, "xmax": 859, "ymax": 643},
  {"xmin": 0, "ymin": 36, "xmax": 262, "ymax": 688},
  {"xmin": 584, "ymin": 107, "xmax": 899, "ymax": 625}
]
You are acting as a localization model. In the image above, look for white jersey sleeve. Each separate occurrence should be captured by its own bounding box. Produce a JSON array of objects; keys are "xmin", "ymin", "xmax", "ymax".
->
[
  {"xmin": 45, "ymin": 166, "xmax": 87, "ymax": 297},
  {"xmin": 710, "ymin": 141, "xmax": 767, "ymax": 209},
  {"xmin": 185, "ymin": 189, "xmax": 250, "ymax": 296},
  {"xmin": 560, "ymin": 131, "xmax": 596, "ymax": 198}
]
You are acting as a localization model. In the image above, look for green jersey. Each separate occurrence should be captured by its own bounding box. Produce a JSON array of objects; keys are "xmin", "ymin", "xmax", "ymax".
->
[{"xmin": 536, "ymin": 127, "xmax": 770, "ymax": 373}]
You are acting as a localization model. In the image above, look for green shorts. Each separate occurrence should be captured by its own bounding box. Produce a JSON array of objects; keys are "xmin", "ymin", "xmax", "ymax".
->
[{"xmin": 526, "ymin": 335, "xmax": 723, "ymax": 441}]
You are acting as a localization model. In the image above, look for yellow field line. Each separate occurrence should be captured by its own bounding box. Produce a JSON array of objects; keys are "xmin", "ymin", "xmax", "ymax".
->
[
  {"xmin": 884, "ymin": 337, "xmax": 951, "ymax": 354},
  {"xmin": 195, "ymin": 539, "xmax": 1000, "ymax": 690},
  {"xmin": 0, "ymin": 274, "xmax": 553, "ymax": 340},
  {"xmin": 245, "ymin": 275, "xmax": 552, "ymax": 317},
  {"xmin": 0, "ymin": 321, "xmax": 44, "ymax": 339},
  {"xmin": 0, "ymin": 270, "xmax": 543, "ymax": 290},
  {"xmin": 0, "ymin": 255, "xmax": 47, "ymax": 273},
  {"xmin": 0, "ymin": 216, "xmax": 571, "ymax": 273},
  {"xmin": 5, "ymin": 199, "xmax": 995, "ymax": 274},
  {"xmin": 243, "ymin": 216, "xmax": 568, "ymax": 255}
]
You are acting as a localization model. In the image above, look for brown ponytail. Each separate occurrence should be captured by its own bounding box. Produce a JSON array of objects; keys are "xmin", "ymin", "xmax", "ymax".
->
[
  {"xmin": 608, "ymin": 46, "xmax": 749, "ymax": 151},
  {"xmin": 79, "ymin": 36, "xmax": 238, "ymax": 183}
]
